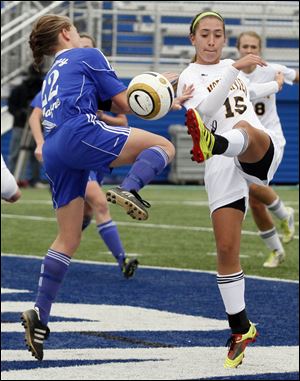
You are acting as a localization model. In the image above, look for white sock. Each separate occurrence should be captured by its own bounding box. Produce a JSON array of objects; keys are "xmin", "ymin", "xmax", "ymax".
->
[
  {"xmin": 221, "ymin": 129, "xmax": 249, "ymax": 157},
  {"xmin": 259, "ymin": 227, "xmax": 284, "ymax": 253},
  {"xmin": 267, "ymin": 197, "xmax": 289, "ymax": 220},
  {"xmin": 217, "ymin": 271, "xmax": 245, "ymax": 315}
]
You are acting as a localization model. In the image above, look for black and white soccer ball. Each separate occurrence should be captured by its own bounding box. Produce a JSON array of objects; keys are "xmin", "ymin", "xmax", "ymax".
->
[{"xmin": 127, "ymin": 72, "xmax": 175, "ymax": 120}]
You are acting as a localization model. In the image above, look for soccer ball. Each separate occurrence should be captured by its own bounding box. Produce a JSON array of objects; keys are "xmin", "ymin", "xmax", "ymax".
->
[{"xmin": 127, "ymin": 72, "xmax": 175, "ymax": 120}]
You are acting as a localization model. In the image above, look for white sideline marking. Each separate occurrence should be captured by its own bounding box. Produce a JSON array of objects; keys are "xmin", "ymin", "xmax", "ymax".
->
[
  {"xmin": 2, "ymin": 198, "xmax": 299, "ymax": 207},
  {"xmin": 1, "ymin": 300, "xmax": 299, "ymax": 379},
  {"xmin": 1, "ymin": 301, "xmax": 229, "ymax": 332},
  {"xmin": 1, "ymin": 288, "xmax": 31, "ymax": 294},
  {"xmin": 206, "ymin": 252, "xmax": 249, "ymax": 258},
  {"xmin": 1, "ymin": 253, "xmax": 298, "ymax": 283},
  {"xmin": 2, "ymin": 213, "xmax": 298, "ymax": 240},
  {"xmin": 1, "ymin": 347, "xmax": 299, "ymax": 380}
]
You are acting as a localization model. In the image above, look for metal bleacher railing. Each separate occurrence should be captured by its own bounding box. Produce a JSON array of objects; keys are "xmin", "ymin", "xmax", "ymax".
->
[
  {"xmin": 1, "ymin": 1, "xmax": 299, "ymax": 87},
  {"xmin": 1, "ymin": 1, "xmax": 299, "ymax": 184}
]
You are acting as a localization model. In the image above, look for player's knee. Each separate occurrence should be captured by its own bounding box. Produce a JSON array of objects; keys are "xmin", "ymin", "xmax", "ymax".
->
[
  {"xmin": 249, "ymin": 194, "xmax": 262, "ymax": 210},
  {"xmin": 61, "ymin": 232, "xmax": 82, "ymax": 253},
  {"xmin": 217, "ymin": 249, "xmax": 240, "ymax": 269},
  {"xmin": 217, "ymin": 241, "xmax": 238, "ymax": 259},
  {"xmin": 162, "ymin": 140, "xmax": 175, "ymax": 161}
]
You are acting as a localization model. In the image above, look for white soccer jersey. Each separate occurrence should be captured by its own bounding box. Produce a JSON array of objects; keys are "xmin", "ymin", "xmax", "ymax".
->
[
  {"xmin": 178, "ymin": 59, "xmax": 282, "ymax": 212},
  {"xmin": 1, "ymin": 154, "xmax": 18, "ymax": 200},
  {"xmin": 240, "ymin": 63, "xmax": 297, "ymax": 148},
  {"xmin": 178, "ymin": 59, "xmax": 266, "ymax": 135}
]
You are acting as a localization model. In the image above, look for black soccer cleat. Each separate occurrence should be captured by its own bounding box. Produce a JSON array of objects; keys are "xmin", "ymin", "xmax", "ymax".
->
[
  {"xmin": 122, "ymin": 258, "xmax": 139, "ymax": 279},
  {"xmin": 106, "ymin": 187, "xmax": 151, "ymax": 220},
  {"xmin": 21, "ymin": 308, "xmax": 50, "ymax": 361}
]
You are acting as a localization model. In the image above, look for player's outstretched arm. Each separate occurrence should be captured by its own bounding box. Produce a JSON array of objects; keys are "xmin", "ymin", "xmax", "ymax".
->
[{"xmin": 172, "ymin": 84, "xmax": 195, "ymax": 111}]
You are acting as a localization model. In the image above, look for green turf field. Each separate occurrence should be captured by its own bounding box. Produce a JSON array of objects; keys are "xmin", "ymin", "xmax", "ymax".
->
[{"xmin": 1, "ymin": 185, "xmax": 299, "ymax": 280}]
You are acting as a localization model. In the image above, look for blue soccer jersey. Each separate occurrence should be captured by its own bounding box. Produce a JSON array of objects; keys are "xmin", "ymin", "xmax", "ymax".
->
[
  {"xmin": 42, "ymin": 48, "xmax": 126, "ymax": 134},
  {"xmin": 41, "ymin": 48, "xmax": 130, "ymax": 209},
  {"xmin": 31, "ymin": 90, "xmax": 42, "ymax": 109}
]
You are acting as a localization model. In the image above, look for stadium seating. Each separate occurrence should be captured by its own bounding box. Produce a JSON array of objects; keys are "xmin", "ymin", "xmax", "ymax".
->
[{"xmin": 1, "ymin": 1, "xmax": 299, "ymax": 183}]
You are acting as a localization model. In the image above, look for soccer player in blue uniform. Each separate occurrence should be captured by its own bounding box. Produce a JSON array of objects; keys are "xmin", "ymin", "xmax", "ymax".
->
[
  {"xmin": 21, "ymin": 14, "xmax": 191, "ymax": 361},
  {"xmin": 29, "ymin": 89, "xmax": 138, "ymax": 279}
]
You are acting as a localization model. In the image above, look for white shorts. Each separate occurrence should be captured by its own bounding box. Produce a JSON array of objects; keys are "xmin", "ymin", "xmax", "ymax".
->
[
  {"xmin": 204, "ymin": 156, "xmax": 249, "ymax": 215},
  {"xmin": 1, "ymin": 155, "xmax": 18, "ymax": 200},
  {"xmin": 234, "ymin": 129, "xmax": 282, "ymax": 186}
]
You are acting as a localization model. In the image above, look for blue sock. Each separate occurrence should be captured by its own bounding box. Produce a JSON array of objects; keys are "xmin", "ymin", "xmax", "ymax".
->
[
  {"xmin": 121, "ymin": 147, "xmax": 169, "ymax": 192},
  {"xmin": 82, "ymin": 215, "xmax": 92, "ymax": 231},
  {"xmin": 35, "ymin": 249, "xmax": 71, "ymax": 325},
  {"xmin": 98, "ymin": 220, "xmax": 125, "ymax": 267}
]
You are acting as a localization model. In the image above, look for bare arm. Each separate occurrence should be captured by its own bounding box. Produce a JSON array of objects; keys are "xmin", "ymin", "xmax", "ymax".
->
[
  {"xmin": 97, "ymin": 110, "xmax": 128, "ymax": 126},
  {"xmin": 110, "ymin": 90, "xmax": 132, "ymax": 114},
  {"xmin": 28, "ymin": 107, "xmax": 44, "ymax": 162}
]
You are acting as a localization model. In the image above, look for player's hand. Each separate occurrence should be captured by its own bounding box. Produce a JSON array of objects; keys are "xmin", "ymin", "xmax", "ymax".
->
[
  {"xmin": 172, "ymin": 84, "xmax": 194, "ymax": 110},
  {"xmin": 275, "ymin": 71, "xmax": 284, "ymax": 91},
  {"xmin": 97, "ymin": 110, "xmax": 104, "ymax": 120},
  {"xmin": 34, "ymin": 144, "xmax": 43, "ymax": 162},
  {"xmin": 233, "ymin": 54, "xmax": 267, "ymax": 70},
  {"xmin": 161, "ymin": 72, "xmax": 179, "ymax": 90}
]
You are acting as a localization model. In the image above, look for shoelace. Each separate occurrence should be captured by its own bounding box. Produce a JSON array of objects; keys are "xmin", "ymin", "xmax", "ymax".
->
[{"xmin": 131, "ymin": 190, "xmax": 151, "ymax": 208}]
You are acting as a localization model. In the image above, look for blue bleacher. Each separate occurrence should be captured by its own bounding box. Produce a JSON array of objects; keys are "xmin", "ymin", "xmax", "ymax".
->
[{"xmin": 1, "ymin": 2, "xmax": 298, "ymax": 184}]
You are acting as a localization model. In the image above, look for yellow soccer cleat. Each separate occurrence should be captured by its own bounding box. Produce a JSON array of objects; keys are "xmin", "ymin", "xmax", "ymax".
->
[
  {"xmin": 280, "ymin": 207, "xmax": 295, "ymax": 244},
  {"xmin": 224, "ymin": 322, "xmax": 258, "ymax": 368},
  {"xmin": 185, "ymin": 108, "xmax": 215, "ymax": 163},
  {"xmin": 263, "ymin": 249, "xmax": 285, "ymax": 268}
]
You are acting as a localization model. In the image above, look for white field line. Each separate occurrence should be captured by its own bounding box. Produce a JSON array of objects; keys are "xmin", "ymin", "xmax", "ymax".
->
[
  {"xmin": 1, "ymin": 213, "xmax": 299, "ymax": 240},
  {"xmin": 1, "ymin": 199, "xmax": 299, "ymax": 207},
  {"xmin": 1, "ymin": 253, "xmax": 298, "ymax": 284}
]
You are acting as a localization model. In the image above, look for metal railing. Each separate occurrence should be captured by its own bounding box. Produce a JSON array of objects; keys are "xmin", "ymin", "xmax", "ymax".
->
[
  {"xmin": 1, "ymin": 1, "xmax": 299, "ymax": 86},
  {"xmin": 1, "ymin": 1, "xmax": 66, "ymax": 86}
]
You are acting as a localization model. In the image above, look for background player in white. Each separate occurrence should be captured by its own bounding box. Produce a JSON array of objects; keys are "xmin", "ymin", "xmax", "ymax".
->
[
  {"xmin": 177, "ymin": 11, "xmax": 285, "ymax": 369},
  {"xmin": 1, "ymin": 154, "xmax": 21, "ymax": 203},
  {"xmin": 237, "ymin": 31, "xmax": 298, "ymax": 268}
]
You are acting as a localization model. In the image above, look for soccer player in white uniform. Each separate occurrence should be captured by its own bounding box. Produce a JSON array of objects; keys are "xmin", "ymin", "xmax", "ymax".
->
[
  {"xmin": 1, "ymin": 154, "xmax": 21, "ymax": 202},
  {"xmin": 177, "ymin": 11, "xmax": 284, "ymax": 368},
  {"xmin": 237, "ymin": 31, "xmax": 298, "ymax": 268}
]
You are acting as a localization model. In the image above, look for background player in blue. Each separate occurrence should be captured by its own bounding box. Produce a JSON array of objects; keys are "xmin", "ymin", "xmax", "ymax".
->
[
  {"xmin": 29, "ymin": 89, "xmax": 138, "ymax": 279},
  {"xmin": 21, "ymin": 14, "xmax": 192, "ymax": 361}
]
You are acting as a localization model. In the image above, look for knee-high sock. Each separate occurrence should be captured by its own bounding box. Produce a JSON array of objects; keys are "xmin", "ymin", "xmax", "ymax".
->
[
  {"xmin": 217, "ymin": 270, "xmax": 246, "ymax": 315},
  {"xmin": 121, "ymin": 146, "xmax": 169, "ymax": 192},
  {"xmin": 217, "ymin": 270, "xmax": 250, "ymax": 333},
  {"xmin": 213, "ymin": 129, "xmax": 249, "ymax": 157},
  {"xmin": 267, "ymin": 197, "xmax": 289, "ymax": 220},
  {"xmin": 35, "ymin": 249, "xmax": 71, "ymax": 325},
  {"xmin": 97, "ymin": 220, "xmax": 125, "ymax": 267},
  {"xmin": 259, "ymin": 227, "xmax": 284, "ymax": 253}
]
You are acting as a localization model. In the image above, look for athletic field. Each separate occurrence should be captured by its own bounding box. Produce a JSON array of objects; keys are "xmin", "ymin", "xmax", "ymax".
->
[
  {"xmin": 1, "ymin": 185, "xmax": 299, "ymax": 279},
  {"xmin": 1, "ymin": 185, "xmax": 299, "ymax": 379}
]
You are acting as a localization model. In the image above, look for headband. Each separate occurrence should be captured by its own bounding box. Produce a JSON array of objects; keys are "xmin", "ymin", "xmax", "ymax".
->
[{"xmin": 191, "ymin": 11, "xmax": 224, "ymax": 33}]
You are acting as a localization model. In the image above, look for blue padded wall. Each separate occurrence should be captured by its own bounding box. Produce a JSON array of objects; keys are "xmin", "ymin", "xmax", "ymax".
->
[{"xmin": 1, "ymin": 81, "xmax": 298, "ymax": 184}]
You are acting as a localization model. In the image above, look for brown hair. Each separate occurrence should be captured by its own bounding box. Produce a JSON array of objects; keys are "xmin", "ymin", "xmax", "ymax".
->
[
  {"xmin": 29, "ymin": 14, "xmax": 72, "ymax": 71},
  {"xmin": 190, "ymin": 11, "xmax": 225, "ymax": 36},
  {"xmin": 190, "ymin": 11, "xmax": 225, "ymax": 63},
  {"xmin": 237, "ymin": 31, "xmax": 262, "ymax": 50},
  {"xmin": 79, "ymin": 33, "xmax": 96, "ymax": 48}
]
